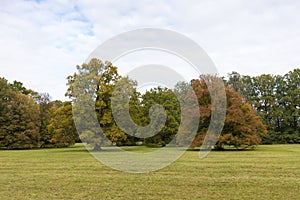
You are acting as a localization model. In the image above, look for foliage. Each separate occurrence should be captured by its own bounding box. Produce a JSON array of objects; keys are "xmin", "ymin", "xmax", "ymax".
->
[
  {"xmin": 111, "ymin": 77, "xmax": 143, "ymax": 146},
  {"xmin": 38, "ymin": 96, "xmax": 60, "ymax": 147},
  {"xmin": 227, "ymin": 69, "xmax": 300, "ymax": 144},
  {"xmin": 139, "ymin": 87, "xmax": 181, "ymax": 147},
  {"xmin": 188, "ymin": 76, "xmax": 267, "ymax": 149},
  {"xmin": 0, "ymin": 77, "xmax": 40, "ymax": 149},
  {"xmin": 1, "ymin": 78, "xmax": 77, "ymax": 149},
  {"xmin": 1, "ymin": 59, "xmax": 299, "ymax": 149},
  {"xmin": 66, "ymin": 58, "xmax": 129, "ymax": 150},
  {"xmin": 46, "ymin": 101, "xmax": 78, "ymax": 147}
]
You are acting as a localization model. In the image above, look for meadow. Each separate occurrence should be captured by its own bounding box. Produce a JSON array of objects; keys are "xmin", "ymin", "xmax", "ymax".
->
[{"xmin": 0, "ymin": 144, "xmax": 299, "ymax": 199}]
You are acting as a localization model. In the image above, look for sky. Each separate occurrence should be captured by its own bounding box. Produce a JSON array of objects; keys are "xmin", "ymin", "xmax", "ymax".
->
[{"xmin": 1, "ymin": 0, "xmax": 300, "ymax": 100}]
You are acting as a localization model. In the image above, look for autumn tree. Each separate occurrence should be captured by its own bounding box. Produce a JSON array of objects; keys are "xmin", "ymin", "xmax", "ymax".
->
[
  {"xmin": 46, "ymin": 101, "xmax": 78, "ymax": 147},
  {"xmin": 0, "ymin": 78, "xmax": 40, "ymax": 149},
  {"xmin": 66, "ymin": 58, "xmax": 129, "ymax": 151},
  {"xmin": 110, "ymin": 77, "xmax": 143, "ymax": 146},
  {"xmin": 189, "ymin": 76, "xmax": 267, "ymax": 150},
  {"xmin": 38, "ymin": 94, "xmax": 58, "ymax": 147}
]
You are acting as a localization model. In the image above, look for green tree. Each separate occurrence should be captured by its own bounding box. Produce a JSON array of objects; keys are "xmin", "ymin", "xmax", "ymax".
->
[
  {"xmin": 283, "ymin": 69, "xmax": 300, "ymax": 133},
  {"xmin": 9, "ymin": 80, "xmax": 31, "ymax": 95},
  {"xmin": 140, "ymin": 87, "xmax": 180, "ymax": 147}
]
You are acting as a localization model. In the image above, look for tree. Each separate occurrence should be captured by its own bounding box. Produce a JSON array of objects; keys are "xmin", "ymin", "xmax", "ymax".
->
[
  {"xmin": 227, "ymin": 71, "xmax": 244, "ymax": 94},
  {"xmin": 46, "ymin": 101, "xmax": 78, "ymax": 147},
  {"xmin": 220, "ymin": 88, "xmax": 267, "ymax": 149},
  {"xmin": 283, "ymin": 69, "xmax": 300, "ymax": 133},
  {"xmin": 226, "ymin": 70, "xmax": 300, "ymax": 144},
  {"xmin": 110, "ymin": 77, "xmax": 143, "ymax": 146},
  {"xmin": 66, "ymin": 58, "xmax": 128, "ymax": 150},
  {"xmin": 0, "ymin": 78, "xmax": 40, "ymax": 149},
  {"xmin": 189, "ymin": 76, "xmax": 267, "ymax": 149},
  {"xmin": 9, "ymin": 80, "xmax": 31, "ymax": 95},
  {"xmin": 38, "ymin": 94, "xmax": 58, "ymax": 148},
  {"xmin": 139, "ymin": 87, "xmax": 180, "ymax": 147}
]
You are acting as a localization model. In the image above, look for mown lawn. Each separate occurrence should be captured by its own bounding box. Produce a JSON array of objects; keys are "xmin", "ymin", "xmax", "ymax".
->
[{"xmin": 0, "ymin": 144, "xmax": 299, "ymax": 199}]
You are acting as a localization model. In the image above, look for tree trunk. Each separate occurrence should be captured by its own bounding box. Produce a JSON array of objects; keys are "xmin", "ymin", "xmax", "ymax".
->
[{"xmin": 93, "ymin": 143, "xmax": 102, "ymax": 151}]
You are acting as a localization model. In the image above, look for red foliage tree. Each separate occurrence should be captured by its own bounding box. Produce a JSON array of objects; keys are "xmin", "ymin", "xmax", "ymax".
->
[{"xmin": 188, "ymin": 76, "xmax": 267, "ymax": 150}]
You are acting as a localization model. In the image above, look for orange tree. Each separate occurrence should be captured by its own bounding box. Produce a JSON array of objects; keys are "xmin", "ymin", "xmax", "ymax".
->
[{"xmin": 188, "ymin": 76, "xmax": 267, "ymax": 150}]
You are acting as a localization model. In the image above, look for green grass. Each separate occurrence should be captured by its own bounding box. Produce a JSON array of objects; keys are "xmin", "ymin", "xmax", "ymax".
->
[{"xmin": 0, "ymin": 144, "xmax": 300, "ymax": 199}]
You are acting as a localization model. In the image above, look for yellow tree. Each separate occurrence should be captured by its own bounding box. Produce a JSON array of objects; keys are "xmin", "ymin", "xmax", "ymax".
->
[{"xmin": 66, "ymin": 59, "xmax": 128, "ymax": 150}]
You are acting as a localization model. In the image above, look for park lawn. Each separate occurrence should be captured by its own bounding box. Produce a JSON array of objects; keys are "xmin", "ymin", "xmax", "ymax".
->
[{"xmin": 0, "ymin": 144, "xmax": 299, "ymax": 199}]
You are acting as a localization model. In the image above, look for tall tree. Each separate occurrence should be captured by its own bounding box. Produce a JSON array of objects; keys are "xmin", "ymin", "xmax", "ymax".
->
[
  {"xmin": 283, "ymin": 69, "xmax": 300, "ymax": 133},
  {"xmin": 38, "ymin": 96, "xmax": 61, "ymax": 148},
  {"xmin": 66, "ymin": 58, "xmax": 128, "ymax": 150},
  {"xmin": 110, "ymin": 77, "xmax": 143, "ymax": 146}
]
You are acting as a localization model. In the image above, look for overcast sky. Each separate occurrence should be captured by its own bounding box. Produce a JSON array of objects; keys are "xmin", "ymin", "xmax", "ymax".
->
[{"xmin": 1, "ymin": 0, "xmax": 300, "ymax": 100}]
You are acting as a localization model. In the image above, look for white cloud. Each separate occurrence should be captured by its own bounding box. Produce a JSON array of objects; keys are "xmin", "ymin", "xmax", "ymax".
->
[
  {"xmin": 1, "ymin": 0, "xmax": 300, "ymax": 99},
  {"xmin": 0, "ymin": 0, "xmax": 97, "ymax": 100}
]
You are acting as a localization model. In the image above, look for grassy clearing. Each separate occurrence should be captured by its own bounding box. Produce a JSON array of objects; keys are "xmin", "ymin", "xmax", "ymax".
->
[{"xmin": 0, "ymin": 144, "xmax": 299, "ymax": 199}]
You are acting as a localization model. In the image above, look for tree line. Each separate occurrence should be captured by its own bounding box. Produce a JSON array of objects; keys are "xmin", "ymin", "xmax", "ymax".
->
[
  {"xmin": 227, "ymin": 69, "xmax": 300, "ymax": 144},
  {"xmin": 0, "ymin": 58, "xmax": 299, "ymax": 150},
  {"xmin": 63, "ymin": 58, "xmax": 266, "ymax": 150},
  {"xmin": 0, "ymin": 78, "xmax": 78, "ymax": 149}
]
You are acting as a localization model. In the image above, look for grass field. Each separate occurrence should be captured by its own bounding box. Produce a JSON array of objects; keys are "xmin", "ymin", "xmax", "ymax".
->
[{"xmin": 0, "ymin": 144, "xmax": 299, "ymax": 199}]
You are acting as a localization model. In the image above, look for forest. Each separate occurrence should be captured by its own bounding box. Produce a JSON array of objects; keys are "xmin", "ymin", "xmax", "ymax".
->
[{"xmin": 0, "ymin": 58, "xmax": 299, "ymax": 150}]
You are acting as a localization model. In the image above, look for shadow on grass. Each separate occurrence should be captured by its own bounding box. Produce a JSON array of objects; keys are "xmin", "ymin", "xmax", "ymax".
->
[
  {"xmin": 57, "ymin": 149, "xmax": 90, "ymax": 153},
  {"xmin": 60, "ymin": 145, "xmax": 189, "ymax": 153},
  {"xmin": 186, "ymin": 148, "xmax": 258, "ymax": 152},
  {"xmin": 56, "ymin": 144, "xmax": 260, "ymax": 154}
]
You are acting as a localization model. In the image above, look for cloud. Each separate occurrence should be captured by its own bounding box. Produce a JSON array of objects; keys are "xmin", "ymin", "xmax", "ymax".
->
[
  {"xmin": 0, "ymin": 0, "xmax": 97, "ymax": 100},
  {"xmin": 0, "ymin": 0, "xmax": 300, "ymax": 99},
  {"xmin": 77, "ymin": 0, "xmax": 300, "ymax": 76}
]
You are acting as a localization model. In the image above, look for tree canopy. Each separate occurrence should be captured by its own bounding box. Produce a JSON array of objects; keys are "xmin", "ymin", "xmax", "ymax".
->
[
  {"xmin": 1, "ymin": 59, "xmax": 299, "ymax": 150},
  {"xmin": 0, "ymin": 78, "xmax": 77, "ymax": 149},
  {"xmin": 66, "ymin": 58, "xmax": 130, "ymax": 150},
  {"xmin": 227, "ymin": 69, "xmax": 300, "ymax": 144},
  {"xmin": 175, "ymin": 77, "xmax": 267, "ymax": 150},
  {"xmin": 0, "ymin": 78, "xmax": 40, "ymax": 149}
]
